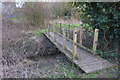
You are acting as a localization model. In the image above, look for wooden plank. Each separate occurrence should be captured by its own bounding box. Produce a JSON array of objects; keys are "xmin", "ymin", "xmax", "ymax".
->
[
  {"xmin": 80, "ymin": 60, "xmax": 108, "ymax": 67},
  {"xmin": 73, "ymin": 61, "xmax": 114, "ymax": 73},
  {"xmin": 78, "ymin": 58, "xmax": 102, "ymax": 65},
  {"xmin": 83, "ymin": 61, "xmax": 114, "ymax": 73},
  {"xmin": 80, "ymin": 60, "xmax": 111, "ymax": 68}
]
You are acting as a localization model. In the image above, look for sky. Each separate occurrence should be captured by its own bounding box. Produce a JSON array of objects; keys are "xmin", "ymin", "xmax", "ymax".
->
[
  {"xmin": 0, "ymin": 0, "xmax": 119, "ymax": 3},
  {"xmin": 15, "ymin": 2, "xmax": 24, "ymax": 8}
]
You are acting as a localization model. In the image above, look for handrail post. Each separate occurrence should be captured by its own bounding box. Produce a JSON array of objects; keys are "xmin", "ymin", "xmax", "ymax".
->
[
  {"xmin": 79, "ymin": 27, "xmax": 83, "ymax": 45},
  {"xmin": 55, "ymin": 22, "xmax": 58, "ymax": 33},
  {"xmin": 66, "ymin": 26, "xmax": 69, "ymax": 38},
  {"xmin": 49, "ymin": 21, "xmax": 51, "ymax": 33},
  {"xmin": 45, "ymin": 21, "xmax": 47, "ymax": 34},
  {"xmin": 68, "ymin": 24, "xmax": 70, "ymax": 38},
  {"xmin": 93, "ymin": 29, "xmax": 99, "ymax": 52},
  {"xmin": 62, "ymin": 28, "xmax": 66, "ymax": 49},
  {"xmin": 53, "ymin": 24, "xmax": 56, "ymax": 42},
  {"xmin": 65, "ymin": 27, "xmax": 67, "ymax": 37},
  {"xmin": 48, "ymin": 27, "xmax": 50, "ymax": 37},
  {"xmin": 47, "ymin": 28, "xmax": 49, "ymax": 35},
  {"xmin": 60, "ymin": 23, "xmax": 62, "ymax": 34},
  {"xmin": 73, "ymin": 30, "xmax": 77, "ymax": 60}
]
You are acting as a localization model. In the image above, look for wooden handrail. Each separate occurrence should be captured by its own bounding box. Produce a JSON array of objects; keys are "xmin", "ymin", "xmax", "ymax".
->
[
  {"xmin": 47, "ymin": 23, "xmax": 98, "ymax": 55},
  {"xmin": 56, "ymin": 32, "xmax": 97, "ymax": 55}
]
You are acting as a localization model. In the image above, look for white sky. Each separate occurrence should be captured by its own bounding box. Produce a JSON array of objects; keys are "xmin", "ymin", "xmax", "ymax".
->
[
  {"xmin": 1, "ymin": 0, "xmax": 119, "ymax": 2},
  {"xmin": 15, "ymin": 0, "xmax": 73, "ymax": 2}
]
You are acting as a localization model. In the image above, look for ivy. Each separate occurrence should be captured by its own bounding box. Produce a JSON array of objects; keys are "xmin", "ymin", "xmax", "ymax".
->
[{"xmin": 73, "ymin": 2, "xmax": 120, "ymax": 42}]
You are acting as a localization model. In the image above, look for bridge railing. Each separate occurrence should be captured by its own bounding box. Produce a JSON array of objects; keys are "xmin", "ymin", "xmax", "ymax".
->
[{"xmin": 46, "ymin": 22, "xmax": 99, "ymax": 60}]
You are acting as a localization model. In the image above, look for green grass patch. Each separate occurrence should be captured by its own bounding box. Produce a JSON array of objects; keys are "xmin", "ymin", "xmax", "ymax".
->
[
  {"xmin": 83, "ymin": 71, "xmax": 100, "ymax": 78},
  {"xmin": 56, "ymin": 23, "xmax": 81, "ymax": 30},
  {"xmin": 5, "ymin": 17, "xmax": 26, "ymax": 22},
  {"xmin": 55, "ymin": 64, "xmax": 81, "ymax": 78},
  {"xmin": 55, "ymin": 23, "xmax": 81, "ymax": 34},
  {"xmin": 32, "ymin": 29, "xmax": 46, "ymax": 36},
  {"xmin": 54, "ymin": 22, "xmax": 93, "ymax": 34}
]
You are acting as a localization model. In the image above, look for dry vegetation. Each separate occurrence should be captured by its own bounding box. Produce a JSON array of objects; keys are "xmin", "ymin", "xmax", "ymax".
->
[
  {"xmin": 1, "ymin": 2, "xmax": 119, "ymax": 78},
  {"xmin": 2, "ymin": 21, "xmax": 61, "ymax": 78}
]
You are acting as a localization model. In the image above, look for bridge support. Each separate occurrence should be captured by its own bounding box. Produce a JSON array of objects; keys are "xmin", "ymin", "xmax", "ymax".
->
[
  {"xmin": 60, "ymin": 23, "xmax": 62, "ymax": 34},
  {"xmin": 62, "ymin": 28, "xmax": 66, "ymax": 50},
  {"xmin": 48, "ymin": 27, "xmax": 50, "ymax": 37},
  {"xmin": 79, "ymin": 27, "xmax": 83, "ymax": 45},
  {"xmin": 53, "ymin": 24, "xmax": 56, "ymax": 42},
  {"xmin": 93, "ymin": 29, "xmax": 99, "ymax": 52},
  {"xmin": 67, "ymin": 25, "xmax": 70, "ymax": 38},
  {"xmin": 73, "ymin": 30, "xmax": 77, "ymax": 60}
]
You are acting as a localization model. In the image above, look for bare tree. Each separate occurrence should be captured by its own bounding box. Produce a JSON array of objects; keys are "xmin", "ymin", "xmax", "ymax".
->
[{"xmin": 22, "ymin": 2, "xmax": 45, "ymax": 29}]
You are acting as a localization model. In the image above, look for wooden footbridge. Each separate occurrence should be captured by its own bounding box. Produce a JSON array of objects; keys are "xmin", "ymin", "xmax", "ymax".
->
[{"xmin": 44, "ymin": 23, "xmax": 116, "ymax": 73}]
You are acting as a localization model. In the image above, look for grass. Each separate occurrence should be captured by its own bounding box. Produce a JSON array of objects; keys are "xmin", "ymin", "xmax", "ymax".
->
[
  {"xmin": 31, "ymin": 20, "xmax": 94, "ymax": 37},
  {"xmin": 82, "ymin": 71, "xmax": 100, "ymax": 78},
  {"xmin": 56, "ymin": 23, "xmax": 81, "ymax": 30},
  {"xmin": 5, "ymin": 17, "xmax": 26, "ymax": 22},
  {"xmin": 55, "ymin": 63, "xmax": 81, "ymax": 78},
  {"xmin": 54, "ymin": 22, "xmax": 94, "ymax": 35},
  {"xmin": 32, "ymin": 22, "xmax": 84, "ymax": 37},
  {"xmin": 32, "ymin": 29, "xmax": 46, "ymax": 36}
]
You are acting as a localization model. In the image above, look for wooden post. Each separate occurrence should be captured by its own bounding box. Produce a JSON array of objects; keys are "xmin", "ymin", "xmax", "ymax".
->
[
  {"xmin": 47, "ymin": 28, "xmax": 48, "ymax": 35},
  {"xmin": 45, "ymin": 21, "xmax": 47, "ymax": 34},
  {"xmin": 50, "ymin": 21, "xmax": 53, "ymax": 32},
  {"xmin": 46, "ymin": 21, "xmax": 49, "ymax": 36},
  {"xmin": 66, "ymin": 26, "xmax": 69, "ymax": 38},
  {"xmin": 62, "ymin": 28, "xmax": 66, "ymax": 49},
  {"xmin": 65, "ymin": 27, "xmax": 67, "ymax": 37},
  {"xmin": 93, "ymin": 29, "xmax": 99, "ymax": 52},
  {"xmin": 67, "ymin": 24, "xmax": 70, "ymax": 38},
  {"xmin": 68, "ymin": 24, "xmax": 70, "ymax": 38},
  {"xmin": 53, "ymin": 24, "xmax": 56, "ymax": 42},
  {"xmin": 60, "ymin": 23, "xmax": 62, "ymax": 34},
  {"xmin": 55, "ymin": 22, "xmax": 57, "ymax": 34},
  {"xmin": 79, "ymin": 27, "xmax": 83, "ymax": 45},
  {"xmin": 48, "ymin": 27, "xmax": 50, "ymax": 37},
  {"xmin": 73, "ymin": 30, "xmax": 77, "ymax": 60}
]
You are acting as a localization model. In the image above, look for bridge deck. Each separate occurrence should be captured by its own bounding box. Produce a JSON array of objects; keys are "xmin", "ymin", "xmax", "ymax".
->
[{"xmin": 44, "ymin": 32, "xmax": 116, "ymax": 73}]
